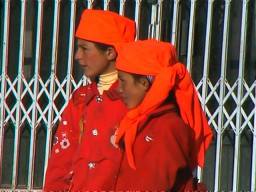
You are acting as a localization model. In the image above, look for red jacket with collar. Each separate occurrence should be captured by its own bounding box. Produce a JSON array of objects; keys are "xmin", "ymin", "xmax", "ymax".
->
[
  {"xmin": 114, "ymin": 102, "xmax": 197, "ymax": 191},
  {"xmin": 43, "ymin": 81, "xmax": 128, "ymax": 191}
]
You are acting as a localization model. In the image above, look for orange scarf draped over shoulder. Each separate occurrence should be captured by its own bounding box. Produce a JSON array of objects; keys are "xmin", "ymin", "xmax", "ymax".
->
[{"xmin": 115, "ymin": 39, "xmax": 213, "ymax": 169}]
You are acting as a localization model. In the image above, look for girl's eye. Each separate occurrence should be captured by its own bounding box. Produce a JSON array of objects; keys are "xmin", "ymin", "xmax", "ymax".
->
[
  {"xmin": 78, "ymin": 45, "xmax": 88, "ymax": 51},
  {"xmin": 118, "ymin": 78, "xmax": 125, "ymax": 83}
]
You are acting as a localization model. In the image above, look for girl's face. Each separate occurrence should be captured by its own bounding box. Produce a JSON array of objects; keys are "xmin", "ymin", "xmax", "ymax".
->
[
  {"xmin": 117, "ymin": 70, "xmax": 149, "ymax": 109},
  {"xmin": 75, "ymin": 39, "xmax": 116, "ymax": 78}
]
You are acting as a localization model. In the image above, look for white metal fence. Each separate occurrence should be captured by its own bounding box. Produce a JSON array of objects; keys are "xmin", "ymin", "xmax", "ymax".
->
[{"xmin": 0, "ymin": 0, "xmax": 255, "ymax": 191}]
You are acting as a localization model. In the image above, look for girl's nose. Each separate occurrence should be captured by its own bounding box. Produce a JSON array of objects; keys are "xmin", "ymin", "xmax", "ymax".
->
[
  {"xmin": 117, "ymin": 82, "xmax": 122, "ymax": 94},
  {"xmin": 74, "ymin": 48, "xmax": 81, "ymax": 60}
]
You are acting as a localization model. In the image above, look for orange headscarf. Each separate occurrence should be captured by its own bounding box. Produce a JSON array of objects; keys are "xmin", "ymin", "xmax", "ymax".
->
[
  {"xmin": 115, "ymin": 39, "xmax": 213, "ymax": 169},
  {"xmin": 75, "ymin": 9, "xmax": 136, "ymax": 47}
]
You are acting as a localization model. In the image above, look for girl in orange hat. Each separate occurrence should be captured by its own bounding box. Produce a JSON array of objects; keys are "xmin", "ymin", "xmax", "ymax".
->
[
  {"xmin": 113, "ymin": 39, "xmax": 213, "ymax": 191},
  {"xmin": 43, "ymin": 9, "xmax": 136, "ymax": 191}
]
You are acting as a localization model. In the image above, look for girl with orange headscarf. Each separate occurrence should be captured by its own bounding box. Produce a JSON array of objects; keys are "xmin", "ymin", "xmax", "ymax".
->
[{"xmin": 114, "ymin": 39, "xmax": 213, "ymax": 191}]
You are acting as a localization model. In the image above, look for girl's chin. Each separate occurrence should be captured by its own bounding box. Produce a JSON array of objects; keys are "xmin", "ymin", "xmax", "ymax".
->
[
  {"xmin": 126, "ymin": 103, "xmax": 136, "ymax": 110},
  {"xmin": 122, "ymin": 98, "xmax": 135, "ymax": 109}
]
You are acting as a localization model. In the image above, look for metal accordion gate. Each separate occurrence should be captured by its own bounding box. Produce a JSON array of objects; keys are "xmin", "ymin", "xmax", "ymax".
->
[{"xmin": 0, "ymin": 0, "xmax": 255, "ymax": 191}]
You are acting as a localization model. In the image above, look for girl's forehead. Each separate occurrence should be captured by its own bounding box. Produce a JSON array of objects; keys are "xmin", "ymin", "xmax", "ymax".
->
[
  {"xmin": 118, "ymin": 70, "xmax": 130, "ymax": 76},
  {"xmin": 77, "ymin": 39, "xmax": 94, "ymax": 46}
]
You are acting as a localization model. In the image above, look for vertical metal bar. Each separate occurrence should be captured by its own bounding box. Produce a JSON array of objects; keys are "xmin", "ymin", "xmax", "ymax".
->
[
  {"xmin": 233, "ymin": 0, "xmax": 249, "ymax": 191},
  {"xmin": 104, "ymin": 0, "xmax": 110, "ymax": 10},
  {"xmin": 65, "ymin": 0, "xmax": 76, "ymax": 103},
  {"xmin": 28, "ymin": 0, "xmax": 44, "ymax": 189},
  {"xmin": 214, "ymin": 0, "xmax": 231, "ymax": 191},
  {"xmin": 171, "ymin": 0, "xmax": 180, "ymax": 46},
  {"xmin": 87, "ymin": 0, "xmax": 94, "ymax": 9},
  {"xmin": 148, "ymin": 0, "xmax": 163, "ymax": 40},
  {"xmin": 157, "ymin": 0, "xmax": 163, "ymax": 40},
  {"xmin": 198, "ymin": 0, "xmax": 214, "ymax": 182},
  {"xmin": 119, "ymin": 0, "xmax": 126, "ymax": 15},
  {"xmin": 252, "ymin": 76, "xmax": 256, "ymax": 192},
  {"xmin": 44, "ymin": 0, "xmax": 61, "ymax": 176},
  {"xmin": 134, "ymin": 0, "xmax": 142, "ymax": 40},
  {"xmin": 27, "ymin": 131, "xmax": 37, "ymax": 190},
  {"xmin": 232, "ymin": 135, "xmax": 241, "ymax": 191},
  {"xmin": 149, "ymin": 4, "xmax": 157, "ymax": 39},
  {"xmin": 0, "ymin": 0, "xmax": 11, "ymax": 184},
  {"xmin": 186, "ymin": 0, "xmax": 196, "ymax": 73},
  {"xmin": 202, "ymin": 0, "xmax": 214, "ymax": 108},
  {"xmin": 252, "ymin": 114, "xmax": 256, "ymax": 191},
  {"xmin": 214, "ymin": 135, "xmax": 223, "ymax": 190},
  {"xmin": 11, "ymin": 0, "xmax": 27, "ymax": 188}
]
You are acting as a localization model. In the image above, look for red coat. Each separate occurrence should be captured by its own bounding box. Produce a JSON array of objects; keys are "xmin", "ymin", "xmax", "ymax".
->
[
  {"xmin": 44, "ymin": 84, "xmax": 197, "ymax": 191},
  {"xmin": 114, "ymin": 102, "xmax": 197, "ymax": 191},
  {"xmin": 43, "ymin": 81, "xmax": 128, "ymax": 191}
]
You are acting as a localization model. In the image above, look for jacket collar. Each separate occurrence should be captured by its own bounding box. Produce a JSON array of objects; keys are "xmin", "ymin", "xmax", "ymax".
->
[{"xmin": 85, "ymin": 80, "xmax": 121, "ymax": 105}]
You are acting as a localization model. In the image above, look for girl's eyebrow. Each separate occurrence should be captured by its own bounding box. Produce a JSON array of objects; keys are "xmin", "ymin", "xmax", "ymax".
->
[
  {"xmin": 78, "ymin": 43, "xmax": 86, "ymax": 46},
  {"xmin": 78, "ymin": 44, "xmax": 88, "ymax": 48}
]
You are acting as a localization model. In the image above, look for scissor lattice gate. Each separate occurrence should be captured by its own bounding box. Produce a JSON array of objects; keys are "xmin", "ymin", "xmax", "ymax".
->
[{"xmin": 0, "ymin": 0, "xmax": 255, "ymax": 191}]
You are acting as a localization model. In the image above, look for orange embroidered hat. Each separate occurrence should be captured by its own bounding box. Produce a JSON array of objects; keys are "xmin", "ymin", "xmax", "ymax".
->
[
  {"xmin": 75, "ymin": 9, "xmax": 136, "ymax": 47},
  {"xmin": 115, "ymin": 39, "xmax": 213, "ymax": 169}
]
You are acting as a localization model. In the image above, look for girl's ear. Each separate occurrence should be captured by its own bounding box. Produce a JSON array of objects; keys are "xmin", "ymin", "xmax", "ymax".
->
[
  {"xmin": 138, "ymin": 76, "xmax": 151, "ymax": 92},
  {"xmin": 106, "ymin": 47, "xmax": 117, "ymax": 60}
]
